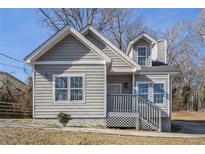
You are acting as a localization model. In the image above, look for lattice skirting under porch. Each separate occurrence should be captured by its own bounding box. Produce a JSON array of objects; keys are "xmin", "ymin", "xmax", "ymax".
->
[
  {"xmin": 139, "ymin": 118, "xmax": 158, "ymax": 131},
  {"xmin": 106, "ymin": 112, "xmax": 139, "ymax": 128}
]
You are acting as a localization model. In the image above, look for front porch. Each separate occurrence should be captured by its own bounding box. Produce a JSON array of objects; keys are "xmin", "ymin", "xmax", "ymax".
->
[
  {"xmin": 106, "ymin": 94, "xmax": 162, "ymax": 131},
  {"xmin": 106, "ymin": 73, "xmax": 171, "ymax": 131}
]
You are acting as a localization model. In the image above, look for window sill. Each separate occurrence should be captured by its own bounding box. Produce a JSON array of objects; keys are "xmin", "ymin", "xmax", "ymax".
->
[
  {"xmin": 154, "ymin": 103, "xmax": 166, "ymax": 107},
  {"xmin": 53, "ymin": 101, "xmax": 86, "ymax": 104}
]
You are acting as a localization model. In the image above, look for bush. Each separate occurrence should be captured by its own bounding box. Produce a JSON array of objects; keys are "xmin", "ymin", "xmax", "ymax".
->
[{"xmin": 57, "ymin": 112, "xmax": 71, "ymax": 127}]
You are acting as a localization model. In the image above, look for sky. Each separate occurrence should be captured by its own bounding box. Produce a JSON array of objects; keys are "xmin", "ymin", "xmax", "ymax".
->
[{"xmin": 0, "ymin": 8, "xmax": 202, "ymax": 82}]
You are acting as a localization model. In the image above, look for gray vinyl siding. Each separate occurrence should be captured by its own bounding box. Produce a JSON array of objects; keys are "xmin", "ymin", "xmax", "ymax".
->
[
  {"xmin": 37, "ymin": 34, "xmax": 101, "ymax": 61},
  {"xmin": 133, "ymin": 39, "xmax": 151, "ymax": 67},
  {"xmin": 134, "ymin": 74, "xmax": 170, "ymax": 117},
  {"xmin": 85, "ymin": 33, "xmax": 134, "ymax": 69},
  {"xmin": 34, "ymin": 64, "xmax": 105, "ymax": 118},
  {"xmin": 157, "ymin": 40, "xmax": 166, "ymax": 63},
  {"xmin": 107, "ymin": 75, "xmax": 132, "ymax": 94}
]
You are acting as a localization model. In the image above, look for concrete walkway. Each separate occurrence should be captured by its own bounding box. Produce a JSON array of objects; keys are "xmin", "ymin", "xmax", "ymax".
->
[{"xmin": 0, "ymin": 119, "xmax": 205, "ymax": 138}]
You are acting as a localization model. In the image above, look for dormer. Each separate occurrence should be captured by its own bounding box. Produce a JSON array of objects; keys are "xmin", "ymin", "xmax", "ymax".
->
[{"xmin": 126, "ymin": 32, "xmax": 167, "ymax": 67}]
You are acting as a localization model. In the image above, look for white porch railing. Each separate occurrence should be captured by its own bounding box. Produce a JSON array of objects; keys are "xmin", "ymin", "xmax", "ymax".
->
[{"xmin": 107, "ymin": 94, "xmax": 162, "ymax": 131}]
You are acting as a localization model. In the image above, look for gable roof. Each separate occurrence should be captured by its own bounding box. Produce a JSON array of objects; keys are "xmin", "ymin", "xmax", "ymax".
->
[
  {"xmin": 126, "ymin": 32, "xmax": 158, "ymax": 56},
  {"xmin": 81, "ymin": 26, "xmax": 141, "ymax": 71},
  {"xmin": 24, "ymin": 26, "xmax": 111, "ymax": 64}
]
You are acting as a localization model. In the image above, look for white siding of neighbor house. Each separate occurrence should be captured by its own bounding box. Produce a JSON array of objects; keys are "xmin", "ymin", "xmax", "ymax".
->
[
  {"xmin": 134, "ymin": 74, "xmax": 170, "ymax": 117},
  {"xmin": 34, "ymin": 64, "xmax": 106, "ymax": 118},
  {"xmin": 85, "ymin": 33, "xmax": 134, "ymax": 69},
  {"xmin": 37, "ymin": 34, "xmax": 102, "ymax": 61}
]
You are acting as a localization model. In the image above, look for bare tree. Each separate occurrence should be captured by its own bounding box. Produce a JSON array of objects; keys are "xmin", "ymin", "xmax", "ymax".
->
[
  {"xmin": 39, "ymin": 8, "xmax": 145, "ymax": 51},
  {"xmin": 101, "ymin": 9, "xmax": 144, "ymax": 51},
  {"xmin": 39, "ymin": 8, "xmax": 107, "ymax": 32},
  {"xmin": 164, "ymin": 10, "xmax": 205, "ymax": 111}
]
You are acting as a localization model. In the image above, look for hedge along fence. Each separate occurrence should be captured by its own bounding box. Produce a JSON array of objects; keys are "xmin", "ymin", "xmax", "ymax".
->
[{"xmin": 0, "ymin": 102, "xmax": 32, "ymax": 118}]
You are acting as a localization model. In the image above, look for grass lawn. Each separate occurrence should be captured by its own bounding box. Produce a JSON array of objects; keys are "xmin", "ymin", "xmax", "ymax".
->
[
  {"xmin": 0, "ymin": 127, "xmax": 205, "ymax": 145},
  {"xmin": 172, "ymin": 110, "xmax": 205, "ymax": 121}
]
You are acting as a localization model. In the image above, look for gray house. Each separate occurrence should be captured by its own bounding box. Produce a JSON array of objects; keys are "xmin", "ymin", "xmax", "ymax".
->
[{"xmin": 24, "ymin": 26, "xmax": 178, "ymax": 132}]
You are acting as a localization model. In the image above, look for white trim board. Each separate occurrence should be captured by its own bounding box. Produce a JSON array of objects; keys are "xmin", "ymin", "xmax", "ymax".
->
[
  {"xmin": 110, "ymin": 68, "xmax": 136, "ymax": 73},
  {"xmin": 34, "ymin": 61, "xmax": 105, "ymax": 65},
  {"xmin": 32, "ymin": 66, "xmax": 35, "ymax": 119}
]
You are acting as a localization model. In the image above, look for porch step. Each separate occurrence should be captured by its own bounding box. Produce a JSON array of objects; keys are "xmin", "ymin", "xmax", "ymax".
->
[
  {"xmin": 106, "ymin": 112, "xmax": 139, "ymax": 128},
  {"xmin": 139, "ymin": 118, "xmax": 158, "ymax": 131}
]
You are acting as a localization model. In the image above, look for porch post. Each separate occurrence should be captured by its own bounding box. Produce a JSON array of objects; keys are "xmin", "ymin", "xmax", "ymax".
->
[
  {"xmin": 132, "ymin": 73, "xmax": 135, "ymax": 94},
  {"xmin": 132, "ymin": 73, "xmax": 135, "ymax": 112}
]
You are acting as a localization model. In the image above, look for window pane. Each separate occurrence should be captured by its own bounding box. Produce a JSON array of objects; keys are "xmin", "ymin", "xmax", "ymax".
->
[
  {"xmin": 138, "ymin": 57, "xmax": 146, "ymax": 66},
  {"xmin": 70, "ymin": 77, "xmax": 83, "ymax": 88},
  {"xmin": 70, "ymin": 89, "xmax": 83, "ymax": 101},
  {"xmin": 139, "ymin": 94, "xmax": 148, "ymax": 100},
  {"xmin": 154, "ymin": 94, "xmax": 164, "ymax": 103},
  {"xmin": 138, "ymin": 84, "xmax": 148, "ymax": 93},
  {"xmin": 138, "ymin": 83, "xmax": 148, "ymax": 100},
  {"xmin": 154, "ymin": 84, "xmax": 164, "ymax": 93},
  {"xmin": 138, "ymin": 48, "xmax": 146, "ymax": 56},
  {"xmin": 55, "ymin": 89, "xmax": 68, "ymax": 101},
  {"xmin": 55, "ymin": 77, "xmax": 67, "ymax": 88}
]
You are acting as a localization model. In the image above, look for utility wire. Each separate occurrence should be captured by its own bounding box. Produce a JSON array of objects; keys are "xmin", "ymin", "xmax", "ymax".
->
[
  {"xmin": 0, "ymin": 51, "xmax": 32, "ymax": 75},
  {"xmin": 0, "ymin": 62, "xmax": 24, "ymax": 70},
  {"xmin": 0, "ymin": 52, "xmax": 25, "ymax": 64}
]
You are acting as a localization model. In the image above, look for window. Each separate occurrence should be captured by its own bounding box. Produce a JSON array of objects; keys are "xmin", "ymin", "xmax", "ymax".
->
[
  {"xmin": 138, "ymin": 83, "xmax": 148, "ymax": 100},
  {"xmin": 154, "ymin": 83, "xmax": 164, "ymax": 104},
  {"xmin": 70, "ymin": 76, "xmax": 83, "ymax": 101},
  {"xmin": 55, "ymin": 76, "xmax": 68, "ymax": 101},
  {"xmin": 54, "ymin": 75, "xmax": 84, "ymax": 103},
  {"xmin": 137, "ymin": 46, "xmax": 147, "ymax": 66}
]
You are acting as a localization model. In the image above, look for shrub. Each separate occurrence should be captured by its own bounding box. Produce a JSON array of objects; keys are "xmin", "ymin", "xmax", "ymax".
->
[{"xmin": 57, "ymin": 112, "xmax": 71, "ymax": 127}]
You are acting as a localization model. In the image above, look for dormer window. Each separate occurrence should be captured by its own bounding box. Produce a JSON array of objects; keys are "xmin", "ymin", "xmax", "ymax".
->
[{"xmin": 137, "ymin": 46, "xmax": 147, "ymax": 66}]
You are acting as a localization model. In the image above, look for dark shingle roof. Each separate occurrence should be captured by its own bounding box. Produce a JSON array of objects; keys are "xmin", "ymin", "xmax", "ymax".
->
[
  {"xmin": 140, "ymin": 65, "xmax": 179, "ymax": 73},
  {"xmin": 152, "ymin": 61, "xmax": 166, "ymax": 66}
]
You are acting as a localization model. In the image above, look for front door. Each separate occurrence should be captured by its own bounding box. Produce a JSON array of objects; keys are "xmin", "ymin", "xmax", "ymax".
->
[{"xmin": 107, "ymin": 84, "xmax": 122, "ymax": 94}]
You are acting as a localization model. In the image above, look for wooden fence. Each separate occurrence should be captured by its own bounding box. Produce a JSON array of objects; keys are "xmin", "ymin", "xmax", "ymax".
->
[{"xmin": 0, "ymin": 102, "xmax": 32, "ymax": 118}]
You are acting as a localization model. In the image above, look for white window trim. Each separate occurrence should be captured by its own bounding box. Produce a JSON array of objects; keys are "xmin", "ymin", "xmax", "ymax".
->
[
  {"xmin": 52, "ymin": 74, "xmax": 85, "ymax": 104},
  {"xmin": 136, "ymin": 82, "xmax": 149, "ymax": 100},
  {"xmin": 137, "ymin": 46, "xmax": 147, "ymax": 66},
  {"xmin": 107, "ymin": 83, "xmax": 122, "ymax": 94},
  {"xmin": 153, "ymin": 82, "xmax": 166, "ymax": 105}
]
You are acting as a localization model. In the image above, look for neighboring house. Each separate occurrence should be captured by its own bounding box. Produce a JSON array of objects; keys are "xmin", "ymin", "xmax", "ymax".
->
[
  {"xmin": 0, "ymin": 71, "xmax": 26, "ymax": 92},
  {"xmin": 24, "ymin": 26, "xmax": 178, "ymax": 132}
]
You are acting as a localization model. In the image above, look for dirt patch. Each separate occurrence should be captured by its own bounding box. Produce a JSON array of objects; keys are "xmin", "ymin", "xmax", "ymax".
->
[{"xmin": 172, "ymin": 111, "xmax": 205, "ymax": 121}]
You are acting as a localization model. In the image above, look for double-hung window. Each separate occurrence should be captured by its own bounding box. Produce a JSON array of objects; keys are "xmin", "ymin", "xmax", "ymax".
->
[
  {"xmin": 138, "ymin": 83, "xmax": 149, "ymax": 100},
  {"xmin": 137, "ymin": 46, "xmax": 147, "ymax": 66},
  {"xmin": 54, "ymin": 75, "xmax": 84, "ymax": 103},
  {"xmin": 153, "ymin": 83, "xmax": 164, "ymax": 104},
  {"xmin": 70, "ymin": 76, "xmax": 83, "ymax": 101},
  {"xmin": 55, "ymin": 76, "xmax": 68, "ymax": 101}
]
